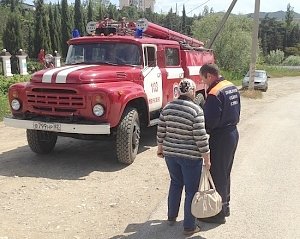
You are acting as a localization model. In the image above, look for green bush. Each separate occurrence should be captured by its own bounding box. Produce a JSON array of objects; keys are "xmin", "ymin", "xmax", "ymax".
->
[
  {"xmin": 282, "ymin": 55, "xmax": 300, "ymax": 66},
  {"xmin": 0, "ymin": 75, "xmax": 30, "ymax": 120},
  {"xmin": 27, "ymin": 60, "xmax": 44, "ymax": 74},
  {"xmin": 265, "ymin": 49, "xmax": 285, "ymax": 65},
  {"xmin": 0, "ymin": 75, "xmax": 30, "ymax": 94},
  {"xmin": 220, "ymin": 70, "xmax": 243, "ymax": 86}
]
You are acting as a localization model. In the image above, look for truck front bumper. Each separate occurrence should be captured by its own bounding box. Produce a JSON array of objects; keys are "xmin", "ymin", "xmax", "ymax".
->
[{"xmin": 3, "ymin": 117, "xmax": 110, "ymax": 135}]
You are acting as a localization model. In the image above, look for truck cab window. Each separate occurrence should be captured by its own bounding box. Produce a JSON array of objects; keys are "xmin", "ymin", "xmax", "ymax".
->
[
  {"xmin": 66, "ymin": 43, "xmax": 141, "ymax": 65},
  {"xmin": 144, "ymin": 47, "xmax": 156, "ymax": 67},
  {"xmin": 165, "ymin": 48, "xmax": 179, "ymax": 66}
]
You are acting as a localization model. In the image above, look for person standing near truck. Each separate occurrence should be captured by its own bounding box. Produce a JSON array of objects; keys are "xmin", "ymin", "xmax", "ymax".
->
[
  {"xmin": 199, "ymin": 63, "xmax": 240, "ymax": 224},
  {"xmin": 157, "ymin": 78, "xmax": 211, "ymax": 235}
]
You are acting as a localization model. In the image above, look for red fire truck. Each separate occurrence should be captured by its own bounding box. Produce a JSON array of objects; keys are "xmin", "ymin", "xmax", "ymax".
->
[{"xmin": 4, "ymin": 18, "xmax": 215, "ymax": 164}]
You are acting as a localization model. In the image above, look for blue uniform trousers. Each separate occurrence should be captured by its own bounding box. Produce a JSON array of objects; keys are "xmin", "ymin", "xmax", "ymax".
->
[{"xmin": 209, "ymin": 128, "xmax": 239, "ymax": 216}]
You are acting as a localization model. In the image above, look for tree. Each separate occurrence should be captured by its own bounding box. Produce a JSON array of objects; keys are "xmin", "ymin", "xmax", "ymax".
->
[
  {"xmin": 74, "ymin": 0, "xmax": 84, "ymax": 36},
  {"xmin": 9, "ymin": 0, "xmax": 20, "ymax": 12},
  {"xmin": 285, "ymin": 3, "xmax": 294, "ymax": 29},
  {"xmin": 2, "ymin": 13, "xmax": 23, "ymax": 73},
  {"xmin": 97, "ymin": 3, "xmax": 104, "ymax": 20},
  {"xmin": 192, "ymin": 13, "xmax": 253, "ymax": 72},
  {"xmin": 163, "ymin": 8, "xmax": 180, "ymax": 32},
  {"xmin": 34, "ymin": 0, "xmax": 51, "ymax": 56},
  {"xmin": 48, "ymin": 5, "xmax": 54, "ymax": 52},
  {"xmin": 61, "ymin": 0, "xmax": 72, "ymax": 57},
  {"xmin": 181, "ymin": 4, "xmax": 186, "ymax": 34},
  {"xmin": 202, "ymin": 5, "xmax": 209, "ymax": 17},
  {"xmin": 106, "ymin": 3, "xmax": 118, "ymax": 20},
  {"xmin": 259, "ymin": 16, "xmax": 285, "ymax": 55},
  {"xmin": 87, "ymin": 0, "xmax": 93, "ymax": 21},
  {"xmin": 53, "ymin": 4, "xmax": 62, "ymax": 53},
  {"xmin": 48, "ymin": 5, "xmax": 57, "ymax": 53},
  {"xmin": 2, "ymin": 13, "xmax": 22, "ymax": 54}
]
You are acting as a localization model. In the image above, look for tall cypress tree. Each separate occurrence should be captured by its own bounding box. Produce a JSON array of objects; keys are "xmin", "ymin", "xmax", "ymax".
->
[
  {"xmin": 3, "ymin": 13, "xmax": 23, "ymax": 73},
  {"xmin": 28, "ymin": 25, "xmax": 34, "ymax": 57},
  {"xmin": 53, "ymin": 5, "xmax": 62, "ymax": 53},
  {"xmin": 181, "ymin": 4, "xmax": 187, "ymax": 34},
  {"xmin": 61, "ymin": 0, "xmax": 72, "ymax": 57},
  {"xmin": 87, "ymin": 0, "xmax": 93, "ymax": 22},
  {"xmin": 2, "ymin": 13, "xmax": 23, "ymax": 54},
  {"xmin": 48, "ymin": 5, "xmax": 56, "ymax": 53},
  {"xmin": 98, "ymin": 3, "xmax": 104, "ymax": 20},
  {"xmin": 74, "ymin": 0, "xmax": 84, "ymax": 36},
  {"xmin": 285, "ymin": 3, "xmax": 294, "ymax": 29},
  {"xmin": 34, "ymin": 0, "xmax": 50, "ymax": 56}
]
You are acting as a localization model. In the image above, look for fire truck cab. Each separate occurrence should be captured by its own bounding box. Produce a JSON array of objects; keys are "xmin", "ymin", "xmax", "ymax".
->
[{"xmin": 4, "ymin": 19, "xmax": 215, "ymax": 164}]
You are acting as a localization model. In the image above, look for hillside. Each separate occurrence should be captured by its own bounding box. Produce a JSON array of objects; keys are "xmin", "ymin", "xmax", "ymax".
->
[{"xmin": 247, "ymin": 10, "xmax": 300, "ymax": 20}]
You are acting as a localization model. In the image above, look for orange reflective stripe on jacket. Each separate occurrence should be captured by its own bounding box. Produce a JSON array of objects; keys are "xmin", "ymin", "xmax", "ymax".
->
[{"xmin": 208, "ymin": 80, "xmax": 234, "ymax": 96}]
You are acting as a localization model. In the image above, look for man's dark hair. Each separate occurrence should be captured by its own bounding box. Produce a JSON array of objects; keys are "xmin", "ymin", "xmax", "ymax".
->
[{"xmin": 200, "ymin": 64, "xmax": 220, "ymax": 78}]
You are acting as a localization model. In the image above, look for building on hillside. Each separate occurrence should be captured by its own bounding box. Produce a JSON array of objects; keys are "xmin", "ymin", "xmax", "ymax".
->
[
  {"xmin": 119, "ymin": 0, "xmax": 155, "ymax": 11},
  {"xmin": 21, "ymin": 2, "xmax": 35, "ymax": 11}
]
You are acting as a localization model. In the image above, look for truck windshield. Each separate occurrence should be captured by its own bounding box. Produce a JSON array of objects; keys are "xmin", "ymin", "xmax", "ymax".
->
[{"xmin": 66, "ymin": 43, "xmax": 142, "ymax": 66}]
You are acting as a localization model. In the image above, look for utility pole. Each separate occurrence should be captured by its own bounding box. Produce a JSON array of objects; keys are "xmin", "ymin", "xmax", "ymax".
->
[
  {"xmin": 248, "ymin": 0, "xmax": 260, "ymax": 90},
  {"xmin": 207, "ymin": 0, "xmax": 238, "ymax": 49}
]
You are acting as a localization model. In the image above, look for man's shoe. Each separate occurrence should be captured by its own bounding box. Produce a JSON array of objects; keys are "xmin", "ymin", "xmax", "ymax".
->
[
  {"xmin": 167, "ymin": 217, "xmax": 176, "ymax": 226},
  {"xmin": 183, "ymin": 225, "xmax": 201, "ymax": 235},
  {"xmin": 225, "ymin": 207, "xmax": 230, "ymax": 217},
  {"xmin": 198, "ymin": 212, "xmax": 226, "ymax": 224}
]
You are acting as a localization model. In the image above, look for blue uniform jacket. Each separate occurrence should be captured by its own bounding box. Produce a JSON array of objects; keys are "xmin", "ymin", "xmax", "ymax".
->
[{"xmin": 203, "ymin": 78, "xmax": 241, "ymax": 135}]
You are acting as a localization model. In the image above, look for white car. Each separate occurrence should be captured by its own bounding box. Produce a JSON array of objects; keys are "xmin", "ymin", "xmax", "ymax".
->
[{"xmin": 242, "ymin": 70, "xmax": 269, "ymax": 92}]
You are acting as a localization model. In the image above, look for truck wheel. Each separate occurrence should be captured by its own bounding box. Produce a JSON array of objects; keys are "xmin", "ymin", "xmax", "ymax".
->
[
  {"xmin": 26, "ymin": 129, "xmax": 57, "ymax": 154},
  {"xmin": 116, "ymin": 108, "xmax": 140, "ymax": 164},
  {"xmin": 194, "ymin": 93, "xmax": 205, "ymax": 108}
]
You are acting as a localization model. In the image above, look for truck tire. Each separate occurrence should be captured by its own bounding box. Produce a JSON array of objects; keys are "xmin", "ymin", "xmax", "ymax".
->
[
  {"xmin": 26, "ymin": 129, "xmax": 57, "ymax": 154},
  {"xmin": 116, "ymin": 108, "xmax": 140, "ymax": 164},
  {"xmin": 194, "ymin": 93, "xmax": 205, "ymax": 108}
]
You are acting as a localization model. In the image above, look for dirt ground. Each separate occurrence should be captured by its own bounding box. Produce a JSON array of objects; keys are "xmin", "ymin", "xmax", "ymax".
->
[{"xmin": 0, "ymin": 76, "xmax": 299, "ymax": 239}]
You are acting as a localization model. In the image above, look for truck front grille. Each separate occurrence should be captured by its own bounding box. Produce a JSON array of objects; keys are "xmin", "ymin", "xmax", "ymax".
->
[{"xmin": 26, "ymin": 88, "xmax": 85, "ymax": 115}]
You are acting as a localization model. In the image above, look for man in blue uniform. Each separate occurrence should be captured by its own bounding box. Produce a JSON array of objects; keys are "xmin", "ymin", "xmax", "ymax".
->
[{"xmin": 198, "ymin": 64, "xmax": 240, "ymax": 224}]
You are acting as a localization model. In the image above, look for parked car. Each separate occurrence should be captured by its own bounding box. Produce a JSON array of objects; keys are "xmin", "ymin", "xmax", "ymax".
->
[{"xmin": 242, "ymin": 70, "xmax": 269, "ymax": 92}]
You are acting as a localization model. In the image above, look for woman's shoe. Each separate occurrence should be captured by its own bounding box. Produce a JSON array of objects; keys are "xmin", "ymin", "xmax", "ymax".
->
[{"xmin": 183, "ymin": 225, "xmax": 200, "ymax": 235}]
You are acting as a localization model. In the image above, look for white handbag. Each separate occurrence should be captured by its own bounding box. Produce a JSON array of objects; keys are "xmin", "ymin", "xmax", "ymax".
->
[{"xmin": 191, "ymin": 166, "xmax": 222, "ymax": 218}]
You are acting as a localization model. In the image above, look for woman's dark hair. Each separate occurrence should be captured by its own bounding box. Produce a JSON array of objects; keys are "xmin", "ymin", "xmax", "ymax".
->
[{"xmin": 199, "ymin": 64, "xmax": 220, "ymax": 78}]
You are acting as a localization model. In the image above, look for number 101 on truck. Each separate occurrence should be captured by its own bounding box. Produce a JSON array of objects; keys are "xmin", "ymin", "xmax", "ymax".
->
[{"xmin": 4, "ymin": 18, "xmax": 215, "ymax": 164}]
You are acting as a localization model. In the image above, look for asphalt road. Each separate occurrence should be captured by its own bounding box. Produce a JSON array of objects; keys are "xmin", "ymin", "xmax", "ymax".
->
[{"xmin": 0, "ymin": 76, "xmax": 300, "ymax": 239}]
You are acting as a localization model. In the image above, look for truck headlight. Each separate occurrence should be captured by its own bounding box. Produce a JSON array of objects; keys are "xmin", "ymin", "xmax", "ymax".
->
[
  {"xmin": 11, "ymin": 99, "xmax": 21, "ymax": 111},
  {"xmin": 93, "ymin": 104, "xmax": 104, "ymax": 117}
]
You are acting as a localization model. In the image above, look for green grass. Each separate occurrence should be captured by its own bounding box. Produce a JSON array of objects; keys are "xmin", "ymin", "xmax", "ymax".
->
[
  {"xmin": 262, "ymin": 65, "xmax": 300, "ymax": 78},
  {"xmin": 0, "ymin": 93, "xmax": 9, "ymax": 121},
  {"xmin": 222, "ymin": 65, "xmax": 300, "ymax": 87}
]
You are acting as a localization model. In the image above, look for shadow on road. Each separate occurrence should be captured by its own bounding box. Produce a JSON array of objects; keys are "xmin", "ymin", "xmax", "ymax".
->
[
  {"xmin": 109, "ymin": 219, "xmax": 208, "ymax": 239},
  {"xmin": 0, "ymin": 127, "xmax": 157, "ymax": 180}
]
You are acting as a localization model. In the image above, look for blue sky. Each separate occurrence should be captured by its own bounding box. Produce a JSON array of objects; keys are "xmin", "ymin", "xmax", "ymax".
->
[{"xmin": 110, "ymin": 0, "xmax": 300, "ymax": 16}]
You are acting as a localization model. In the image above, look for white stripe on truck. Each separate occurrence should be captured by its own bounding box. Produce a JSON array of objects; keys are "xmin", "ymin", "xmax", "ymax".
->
[
  {"xmin": 166, "ymin": 68, "xmax": 184, "ymax": 79},
  {"xmin": 187, "ymin": 66, "xmax": 202, "ymax": 76},
  {"xmin": 42, "ymin": 65, "xmax": 75, "ymax": 83},
  {"xmin": 55, "ymin": 65, "xmax": 96, "ymax": 83}
]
